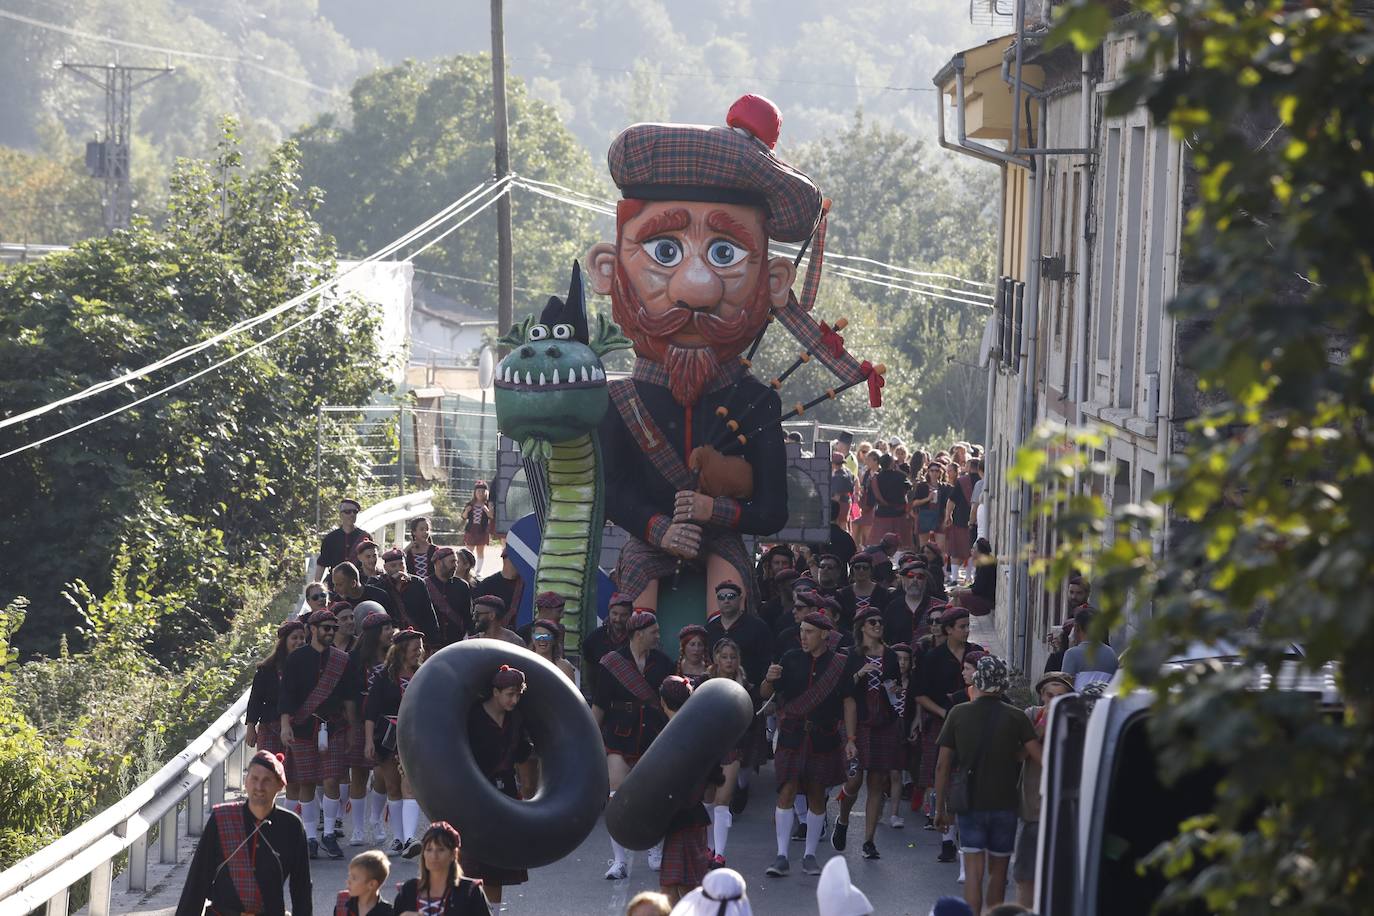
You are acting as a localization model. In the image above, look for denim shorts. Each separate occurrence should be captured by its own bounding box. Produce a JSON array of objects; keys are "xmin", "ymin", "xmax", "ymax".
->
[{"xmin": 956, "ymin": 809, "xmax": 1018, "ymax": 856}]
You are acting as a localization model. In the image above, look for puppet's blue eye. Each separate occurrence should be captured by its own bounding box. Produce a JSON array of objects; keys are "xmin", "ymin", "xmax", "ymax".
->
[
  {"xmin": 643, "ymin": 238, "xmax": 682, "ymax": 267},
  {"xmin": 707, "ymin": 240, "xmax": 747, "ymax": 267}
]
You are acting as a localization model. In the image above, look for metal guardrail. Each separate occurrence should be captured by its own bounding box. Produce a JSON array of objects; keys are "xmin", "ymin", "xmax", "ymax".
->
[{"xmin": 0, "ymin": 491, "xmax": 436, "ymax": 916}]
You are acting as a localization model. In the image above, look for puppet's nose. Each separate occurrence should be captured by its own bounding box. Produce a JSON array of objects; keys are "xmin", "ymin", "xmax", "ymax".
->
[
  {"xmin": 544, "ymin": 345, "xmax": 562, "ymax": 358},
  {"xmin": 520, "ymin": 346, "xmax": 535, "ymax": 358}
]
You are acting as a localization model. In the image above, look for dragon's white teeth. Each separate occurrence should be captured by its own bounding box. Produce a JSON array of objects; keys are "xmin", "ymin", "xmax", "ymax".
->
[
  {"xmin": 592, "ymin": 367, "xmax": 604, "ymax": 381},
  {"xmin": 539, "ymin": 372, "xmax": 547, "ymax": 386},
  {"xmin": 526, "ymin": 371, "xmax": 534, "ymax": 385},
  {"xmin": 552, "ymin": 368, "xmax": 560, "ymax": 384},
  {"xmin": 581, "ymin": 366, "xmax": 589, "ymax": 382}
]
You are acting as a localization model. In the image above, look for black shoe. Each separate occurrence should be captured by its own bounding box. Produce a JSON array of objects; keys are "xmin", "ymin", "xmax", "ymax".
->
[
  {"xmin": 938, "ymin": 840, "xmax": 957, "ymax": 863},
  {"xmin": 308, "ymin": 838, "xmax": 319, "ymax": 859},
  {"xmin": 831, "ymin": 821, "xmax": 848, "ymax": 852},
  {"xmin": 320, "ymin": 833, "xmax": 344, "ymax": 859},
  {"xmin": 730, "ymin": 785, "xmax": 750, "ymax": 815},
  {"xmin": 924, "ymin": 814, "xmax": 937, "ymax": 830},
  {"xmin": 791, "ymin": 820, "xmax": 806, "ymax": 842},
  {"xmin": 862, "ymin": 840, "xmax": 880, "ymax": 859}
]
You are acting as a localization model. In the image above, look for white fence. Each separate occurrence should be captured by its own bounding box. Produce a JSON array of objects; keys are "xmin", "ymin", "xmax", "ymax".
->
[{"xmin": 0, "ymin": 491, "xmax": 435, "ymax": 916}]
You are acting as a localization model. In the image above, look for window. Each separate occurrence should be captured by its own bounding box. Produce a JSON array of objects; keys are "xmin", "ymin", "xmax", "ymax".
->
[
  {"xmin": 1116, "ymin": 126, "xmax": 1147, "ymax": 409},
  {"xmin": 1113, "ymin": 458, "xmax": 1133, "ymax": 509}
]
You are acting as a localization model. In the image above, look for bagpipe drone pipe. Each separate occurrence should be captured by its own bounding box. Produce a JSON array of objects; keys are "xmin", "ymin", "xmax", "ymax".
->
[{"xmin": 396, "ymin": 640, "xmax": 608, "ymax": 868}]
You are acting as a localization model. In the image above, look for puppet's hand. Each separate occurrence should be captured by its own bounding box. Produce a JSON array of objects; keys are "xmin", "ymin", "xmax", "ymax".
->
[
  {"xmin": 673, "ymin": 490, "xmax": 714, "ymax": 524},
  {"xmin": 662, "ymin": 522, "xmax": 702, "ymax": 559}
]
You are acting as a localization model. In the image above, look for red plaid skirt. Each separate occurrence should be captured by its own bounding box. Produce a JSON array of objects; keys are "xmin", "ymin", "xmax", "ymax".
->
[
  {"xmin": 659, "ymin": 825, "xmax": 710, "ymax": 889},
  {"xmin": 254, "ymin": 722, "xmax": 285, "ymax": 757},
  {"xmin": 342, "ymin": 721, "xmax": 372, "ymax": 770},
  {"xmin": 286, "ymin": 723, "xmax": 348, "ymax": 784},
  {"xmin": 916, "ymin": 714, "xmax": 942, "ymax": 786},
  {"xmin": 774, "ymin": 740, "xmax": 846, "ymax": 790},
  {"xmin": 856, "ymin": 717, "xmax": 903, "ymax": 772}
]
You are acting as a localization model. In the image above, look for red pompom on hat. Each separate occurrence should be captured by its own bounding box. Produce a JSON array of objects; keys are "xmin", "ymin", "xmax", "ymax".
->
[
  {"xmin": 726, "ymin": 93, "xmax": 782, "ymax": 150},
  {"xmin": 248, "ymin": 749, "xmax": 287, "ymax": 785},
  {"xmin": 713, "ymin": 579, "xmax": 743, "ymax": 596},
  {"xmin": 277, "ymin": 619, "xmax": 305, "ymax": 639}
]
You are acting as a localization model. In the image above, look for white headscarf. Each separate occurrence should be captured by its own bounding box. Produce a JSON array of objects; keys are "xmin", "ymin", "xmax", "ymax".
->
[
  {"xmin": 669, "ymin": 867, "xmax": 752, "ymax": 916},
  {"xmin": 816, "ymin": 856, "xmax": 872, "ymax": 916}
]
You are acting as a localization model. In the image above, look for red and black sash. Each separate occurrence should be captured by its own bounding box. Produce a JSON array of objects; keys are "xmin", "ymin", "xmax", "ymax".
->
[
  {"xmin": 780, "ymin": 651, "xmax": 850, "ymax": 719},
  {"xmin": 213, "ymin": 802, "xmax": 264, "ymax": 913},
  {"xmin": 600, "ymin": 651, "xmax": 658, "ymax": 704},
  {"xmin": 425, "ymin": 575, "xmax": 457, "ymax": 624},
  {"xmin": 293, "ymin": 646, "xmax": 348, "ymax": 726}
]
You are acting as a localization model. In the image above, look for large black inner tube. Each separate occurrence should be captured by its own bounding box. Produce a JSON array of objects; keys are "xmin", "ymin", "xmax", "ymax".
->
[
  {"xmin": 605, "ymin": 678, "xmax": 754, "ymax": 851},
  {"xmin": 397, "ymin": 640, "xmax": 608, "ymax": 869}
]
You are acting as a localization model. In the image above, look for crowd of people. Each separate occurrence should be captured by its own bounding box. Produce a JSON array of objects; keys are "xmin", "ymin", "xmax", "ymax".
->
[{"xmin": 179, "ymin": 438, "xmax": 1089, "ymax": 916}]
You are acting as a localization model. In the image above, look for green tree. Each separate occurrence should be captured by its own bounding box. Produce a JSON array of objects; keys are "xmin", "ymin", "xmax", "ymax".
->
[
  {"xmin": 1019, "ymin": 0, "xmax": 1374, "ymax": 911},
  {"xmin": 0, "ymin": 122, "xmax": 385, "ymax": 657},
  {"xmin": 294, "ymin": 55, "xmax": 605, "ymax": 322}
]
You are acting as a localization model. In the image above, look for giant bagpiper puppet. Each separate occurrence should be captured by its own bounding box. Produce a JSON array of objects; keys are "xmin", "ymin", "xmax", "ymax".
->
[{"xmin": 585, "ymin": 94, "xmax": 886, "ymax": 614}]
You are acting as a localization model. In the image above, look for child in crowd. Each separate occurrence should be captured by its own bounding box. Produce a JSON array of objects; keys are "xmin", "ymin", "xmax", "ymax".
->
[{"xmin": 338, "ymin": 850, "xmax": 394, "ymax": 916}]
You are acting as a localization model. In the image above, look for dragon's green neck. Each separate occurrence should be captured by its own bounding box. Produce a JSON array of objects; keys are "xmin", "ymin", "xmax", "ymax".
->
[{"xmin": 532, "ymin": 433, "xmax": 604, "ymax": 653}]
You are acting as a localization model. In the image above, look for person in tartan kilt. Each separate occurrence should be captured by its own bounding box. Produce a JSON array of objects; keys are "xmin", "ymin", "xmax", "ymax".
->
[
  {"xmin": 585, "ymin": 95, "xmax": 825, "ymax": 616},
  {"xmin": 592, "ymin": 610, "xmax": 675, "ymax": 879},
  {"xmin": 832, "ymin": 608, "xmax": 904, "ymax": 860},
  {"xmin": 761, "ymin": 612, "xmax": 853, "ymax": 878},
  {"xmin": 655, "ymin": 675, "xmax": 721, "ymax": 905},
  {"xmin": 175, "ymin": 750, "xmax": 312, "ymax": 916},
  {"xmin": 280, "ymin": 607, "xmax": 362, "ymax": 861}
]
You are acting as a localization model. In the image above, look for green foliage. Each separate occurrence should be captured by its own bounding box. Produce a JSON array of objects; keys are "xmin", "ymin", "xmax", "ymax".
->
[
  {"xmin": 1019, "ymin": 1, "xmax": 1374, "ymax": 911},
  {"xmin": 294, "ymin": 55, "xmax": 604, "ymax": 322},
  {"xmin": 0, "ymin": 121, "xmax": 385, "ymax": 656}
]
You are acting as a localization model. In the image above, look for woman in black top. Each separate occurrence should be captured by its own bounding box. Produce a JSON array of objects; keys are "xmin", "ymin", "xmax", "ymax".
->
[
  {"xmin": 364, "ymin": 630, "xmax": 425, "ymax": 856},
  {"xmin": 394, "ymin": 822, "xmax": 491, "ymax": 916},
  {"xmin": 460, "ymin": 665, "xmax": 535, "ymax": 904},
  {"xmin": 246, "ymin": 620, "xmax": 306, "ymax": 805},
  {"xmin": 345, "ymin": 608, "xmax": 393, "ymax": 845},
  {"xmin": 404, "ymin": 517, "xmax": 438, "ymax": 580},
  {"xmin": 869, "ymin": 454, "xmax": 913, "ymax": 548},
  {"xmin": 951, "ymin": 537, "xmax": 996, "ymax": 616}
]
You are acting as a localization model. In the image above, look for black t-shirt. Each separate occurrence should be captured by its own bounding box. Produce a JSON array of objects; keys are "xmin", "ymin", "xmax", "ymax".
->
[
  {"xmin": 580, "ymin": 624, "xmax": 627, "ymax": 699},
  {"xmin": 774, "ymin": 648, "xmax": 848, "ymax": 729},
  {"xmin": 280, "ymin": 643, "xmax": 361, "ymax": 723},
  {"xmin": 971, "ymin": 561, "xmax": 996, "ymax": 599},
  {"xmin": 950, "ymin": 476, "xmax": 974, "ymax": 527},
  {"xmin": 467, "ymin": 704, "xmax": 533, "ymax": 797},
  {"xmin": 874, "ymin": 470, "xmax": 911, "ymax": 517},
  {"xmin": 317, "ymin": 526, "xmax": 372, "ymax": 570},
  {"xmin": 826, "ymin": 524, "xmax": 857, "ymax": 565},
  {"xmin": 881, "ymin": 593, "xmax": 927, "ymax": 649},
  {"xmin": 917, "ymin": 642, "xmax": 984, "ymax": 712},
  {"xmin": 394, "ymin": 878, "xmax": 492, "ymax": 916},
  {"xmin": 704, "ymin": 612, "xmax": 775, "ymax": 688}
]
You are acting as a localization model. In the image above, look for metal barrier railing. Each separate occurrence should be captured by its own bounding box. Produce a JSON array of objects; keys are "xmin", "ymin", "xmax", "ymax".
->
[{"xmin": 0, "ymin": 491, "xmax": 436, "ymax": 916}]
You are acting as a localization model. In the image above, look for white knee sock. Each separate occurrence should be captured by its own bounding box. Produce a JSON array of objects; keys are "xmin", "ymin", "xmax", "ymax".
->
[
  {"xmin": 713, "ymin": 806, "xmax": 733, "ymax": 856},
  {"xmin": 401, "ymin": 799, "xmax": 420, "ymax": 842},
  {"xmin": 707, "ymin": 805, "xmax": 716, "ymax": 853},
  {"xmin": 387, "ymin": 800, "xmax": 404, "ymax": 841},
  {"xmin": 804, "ymin": 810, "xmax": 825, "ymax": 858},
  {"xmin": 350, "ymin": 795, "xmax": 366, "ymax": 834},
  {"xmin": 314, "ymin": 786, "xmax": 325, "ymax": 808},
  {"xmin": 609, "ymin": 838, "xmax": 626, "ymax": 866},
  {"xmin": 322, "ymin": 795, "xmax": 340, "ymax": 837},
  {"xmin": 793, "ymin": 794, "xmax": 807, "ymax": 823},
  {"xmin": 301, "ymin": 800, "xmax": 319, "ymax": 840},
  {"xmin": 367, "ymin": 790, "xmax": 387, "ymax": 825},
  {"xmin": 774, "ymin": 807, "xmax": 792, "ymax": 857}
]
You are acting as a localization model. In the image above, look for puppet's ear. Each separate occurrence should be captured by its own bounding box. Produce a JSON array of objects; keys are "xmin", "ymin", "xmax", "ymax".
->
[
  {"xmin": 589, "ymin": 311, "xmax": 632, "ymax": 358},
  {"xmin": 497, "ymin": 315, "xmax": 532, "ymax": 348}
]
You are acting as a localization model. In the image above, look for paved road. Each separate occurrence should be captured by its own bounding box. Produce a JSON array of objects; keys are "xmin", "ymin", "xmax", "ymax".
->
[{"xmin": 297, "ymin": 780, "xmax": 964, "ymax": 915}]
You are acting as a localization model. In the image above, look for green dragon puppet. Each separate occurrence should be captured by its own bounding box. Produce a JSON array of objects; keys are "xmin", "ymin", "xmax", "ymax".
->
[{"xmin": 493, "ymin": 263, "xmax": 631, "ymax": 628}]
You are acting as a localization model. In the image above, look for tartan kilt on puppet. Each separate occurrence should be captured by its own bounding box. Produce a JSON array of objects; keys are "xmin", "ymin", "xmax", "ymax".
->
[
  {"xmin": 773, "ymin": 726, "xmax": 847, "ymax": 790},
  {"xmin": 659, "ymin": 826, "xmax": 711, "ymax": 889},
  {"xmin": 855, "ymin": 717, "xmax": 904, "ymax": 772},
  {"xmin": 287, "ymin": 721, "xmax": 348, "ymax": 784},
  {"xmin": 614, "ymin": 529, "xmax": 756, "ymax": 613}
]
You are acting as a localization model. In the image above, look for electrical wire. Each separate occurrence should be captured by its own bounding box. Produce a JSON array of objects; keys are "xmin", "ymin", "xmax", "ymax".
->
[
  {"xmin": 0, "ymin": 174, "xmax": 510, "ymax": 433},
  {"xmin": 506, "ymin": 55, "xmax": 937, "ymax": 93},
  {"xmin": 0, "ymin": 7, "xmax": 342, "ymax": 97}
]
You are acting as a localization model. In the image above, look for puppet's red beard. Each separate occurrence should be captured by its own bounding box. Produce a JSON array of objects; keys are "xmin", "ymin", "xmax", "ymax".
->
[{"xmin": 611, "ymin": 265, "xmax": 773, "ymax": 406}]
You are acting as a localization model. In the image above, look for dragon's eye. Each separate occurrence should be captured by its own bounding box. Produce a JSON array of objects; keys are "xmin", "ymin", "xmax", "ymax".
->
[
  {"xmin": 552, "ymin": 324, "xmax": 573, "ymax": 340},
  {"xmin": 527, "ymin": 324, "xmax": 550, "ymax": 341}
]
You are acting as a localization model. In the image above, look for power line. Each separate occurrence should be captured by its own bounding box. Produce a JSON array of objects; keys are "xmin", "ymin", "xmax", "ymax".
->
[
  {"xmin": 0, "ymin": 7, "xmax": 343, "ymax": 97},
  {"xmin": 507, "ymin": 55, "xmax": 937, "ymax": 93},
  {"xmin": 412, "ymin": 267, "xmax": 542, "ymax": 294},
  {"xmin": 0, "ymin": 175, "xmax": 510, "ymax": 434}
]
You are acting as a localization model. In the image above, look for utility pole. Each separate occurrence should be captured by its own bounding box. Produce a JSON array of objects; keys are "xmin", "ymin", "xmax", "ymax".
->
[
  {"xmin": 59, "ymin": 55, "xmax": 174, "ymax": 233},
  {"xmin": 489, "ymin": 0, "xmax": 514, "ymax": 337}
]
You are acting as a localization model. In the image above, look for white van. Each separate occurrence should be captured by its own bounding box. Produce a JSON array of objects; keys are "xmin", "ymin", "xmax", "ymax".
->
[{"xmin": 1033, "ymin": 645, "xmax": 1339, "ymax": 915}]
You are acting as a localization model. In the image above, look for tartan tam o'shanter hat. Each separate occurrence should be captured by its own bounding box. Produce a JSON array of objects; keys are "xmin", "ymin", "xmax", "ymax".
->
[{"xmin": 607, "ymin": 94, "xmax": 824, "ymax": 243}]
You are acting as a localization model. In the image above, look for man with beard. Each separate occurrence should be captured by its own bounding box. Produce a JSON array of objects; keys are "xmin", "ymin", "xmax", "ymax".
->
[
  {"xmin": 472, "ymin": 546, "xmax": 525, "ymax": 628},
  {"xmin": 815, "ymin": 553, "xmax": 848, "ymax": 615},
  {"xmin": 582, "ymin": 594, "xmax": 634, "ymax": 700},
  {"xmin": 425, "ymin": 546, "xmax": 471, "ymax": 648},
  {"xmin": 882, "ymin": 561, "xmax": 943, "ymax": 648},
  {"xmin": 469, "ymin": 595, "xmax": 524, "ymax": 644},
  {"xmin": 586, "ymin": 96, "xmax": 824, "ymax": 615},
  {"xmin": 371, "ymin": 547, "xmax": 439, "ymax": 643},
  {"xmin": 314, "ymin": 498, "xmax": 371, "ymax": 584}
]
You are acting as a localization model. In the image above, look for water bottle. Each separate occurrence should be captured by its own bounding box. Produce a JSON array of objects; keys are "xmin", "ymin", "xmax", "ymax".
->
[{"xmin": 318, "ymin": 721, "xmax": 330, "ymax": 752}]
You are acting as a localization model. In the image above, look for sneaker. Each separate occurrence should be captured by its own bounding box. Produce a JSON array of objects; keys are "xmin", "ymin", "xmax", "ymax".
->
[
  {"xmin": 791, "ymin": 820, "xmax": 806, "ymax": 842},
  {"xmin": 403, "ymin": 838, "xmax": 422, "ymax": 859},
  {"xmin": 729, "ymin": 785, "xmax": 749, "ymax": 815},
  {"xmin": 801, "ymin": 854, "xmax": 822, "ymax": 875},
  {"xmin": 765, "ymin": 855, "xmax": 790, "ymax": 877},
  {"xmin": 924, "ymin": 815, "xmax": 937, "ymax": 831},
  {"xmin": 709, "ymin": 853, "xmax": 727, "ymax": 869},
  {"xmin": 938, "ymin": 840, "xmax": 957, "ymax": 863},
  {"xmin": 647, "ymin": 845, "xmax": 663, "ymax": 872},
  {"xmin": 604, "ymin": 860, "xmax": 629, "ymax": 880},
  {"xmin": 320, "ymin": 833, "xmax": 345, "ymax": 859},
  {"xmin": 308, "ymin": 838, "xmax": 319, "ymax": 859},
  {"xmin": 350, "ymin": 828, "xmax": 366, "ymax": 847},
  {"xmin": 831, "ymin": 821, "xmax": 848, "ymax": 852},
  {"xmin": 334, "ymin": 818, "xmax": 344, "ymax": 834},
  {"xmin": 389, "ymin": 838, "xmax": 404, "ymax": 854},
  {"xmin": 862, "ymin": 841, "xmax": 880, "ymax": 860},
  {"xmin": 368, "ymin": 821, "xmax": 387, "ymax": 845},
  {"xmin": 889, "ymin": 815, "xmax": 905, "ymax": 829}
]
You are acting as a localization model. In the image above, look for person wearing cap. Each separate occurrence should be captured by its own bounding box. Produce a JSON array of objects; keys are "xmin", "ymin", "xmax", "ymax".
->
[
  {"xmin": 916, "ymin": 606, "xmax": 985, "ymax": 864},
  {"xmin": 176, "ymin": 749, "xmax": 312, "ymax": 916},
  {"xmin": 837, "ymin": 551, "xmax": 892, "ymax": 634},
  {"xmin": 529, "ymin": 618, "xmax": 576, "ymax": 682},
  {"xmin": 668, "ymin": 866, "xmax": 753, "ymax": 916},
  {"xmin": 461, "ymin": 665, "xmax": 536, "ymax": 903},
  {"xmin": 760, "ymin": 566, "xmax": 800, "ymax": 633},
  {"xmin": 816, "ymin": 855, "xmax": 872, "ymax": 916},
  {"xmin": 881, "ymin": 560, "xmax": 942, "ymax": 649},
  {"xmin": 761, "ymin": 611, "xmax": 853, "ymax": 877},
  {"xmin": 1013, "ymin": 673, "xmax": 1075, "ymax": 906},
  {"xmin": 518, "ymin": 590, "xmax": 566, "ymax": 645},
  {"xmin": 582, "ymin": 594, "xmax": 634, "ymax": 700},
  {"xmin": 815, "ymin": 552, "xmax": 848, "ymax": 603},
  {"xmin": 373, "ymin": 547, "xmax": 440, "ymax": 644},
  {"xmin": 675, "ymin": 624, "xmax": 711, "ymax": 682},
  {"xmin": 471, "ymin": 547, "xmax": 524, "ymax": 631},
  {"xmin": 460, "ymin": 481, "xmax": 496, "ymax": 565},
  {"xmin": 593, "ymin": 610, "xmax": 675, "ymax": 879},
  {"xmin": 758, "ymin": 545, "xmax": 797, "ymax": 608},
  {"xmin": 314, "ymin": 497, "xmax": 372, "ymax": 583},
  {"xmin": 586, "ymin": 96, "xmax": 821, "ymax": 618},
  {"xmin": 468, "ymin": 595, "xmax": 524, "ymax": 645},
  {"xmin": 342, "ymin": 604, "xmax": 393, "ymax": 847},
  {"xmin": 364, "ymin": 628, "xmax": 425, "ymax": 857},
  {"xmin": 246, "ymin": 621, "xmax": 307, "ymax": 815},
  {"xmin": 935, "ymin": 655, "xmax": 1042, "ymax": 915},
  {"xmin": 655, "ymin": 676, "xmax": 715, "ymax": 902},
  {"xmin": 393, "ymin": 822, "xmax": 491, "ymax": 916},
  {"xmin": 704, "ymin": 578, "xmax": 774, "ymax": 694},
  {"xmin": 830, "ymin": 449, "xmax": 856, "ymax": 536},
  {"xmin": 280, "ymin": 607, "xmax": 362, "ymax": 861},
  {"xmin": 774, "ymin": 591, "xmax": 852, "ymax": 660},
  {"xmin": 832, "ymin": 608, "xmax": 903, "ymax": 860},
  {"xmin": 425, "ymin": 546, "xmax": 472, "ymax": 648}
]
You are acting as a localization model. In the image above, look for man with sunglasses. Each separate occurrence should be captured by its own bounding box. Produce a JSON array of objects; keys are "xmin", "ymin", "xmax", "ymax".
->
[
  {"xmin": 313, "ymin": 498, "xmax": 372, "ymax": 584},
  {"xmin": 303, "ymin": 582, "xmax": 329, "ymax": 617},
  {"xmin": 704, "ymin": 580, "xmax": 774, "ymax": 690},
  {"xmin": 280, "ymin": 608, "xmax": 362, "ymax": 860},
  {"xmin": 838, "ymin": 550, "xmax": 892, "ymax": 634},
  {"xmin": 881, "ymin": 560, "xmax": 941, "ymax": 648}
]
